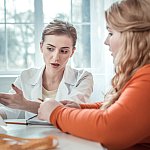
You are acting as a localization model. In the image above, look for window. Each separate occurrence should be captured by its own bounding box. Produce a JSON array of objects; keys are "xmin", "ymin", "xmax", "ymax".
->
[
  {"xmin": 0, "ymin": 0, "xmax": 93, "ymax": 73},
  {"xmin": 0, "ymin": 0, "xmax": 35, "ymax": 74},
  {"xmin": 0, "ymin": 0, "xmax": 118, "ymax": 101}
]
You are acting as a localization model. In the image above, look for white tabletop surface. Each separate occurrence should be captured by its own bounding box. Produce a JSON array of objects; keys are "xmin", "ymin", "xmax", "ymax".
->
[{"xmin": 2, "ymin": 119, "xmax": 107, "ymax": 150}]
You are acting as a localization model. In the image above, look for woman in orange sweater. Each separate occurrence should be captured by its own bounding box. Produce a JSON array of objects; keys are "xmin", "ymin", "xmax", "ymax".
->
[{"xmin": 38, "ymin": 0, "xmax": 150, "ymax": 149}]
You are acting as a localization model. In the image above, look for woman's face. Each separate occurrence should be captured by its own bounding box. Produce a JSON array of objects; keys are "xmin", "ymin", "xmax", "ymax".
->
[
  {"xmin": 104, "ymin": 25, "xmax": 122, "ymax": 58},
  {"xmin": 40, "ymin": 34, "xmax": 75, "ymax": 72}
]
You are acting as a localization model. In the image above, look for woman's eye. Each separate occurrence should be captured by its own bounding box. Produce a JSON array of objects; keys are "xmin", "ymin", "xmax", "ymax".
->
[
  {"xmin": 47, "ymin": 47, "xmax": 54, "ymax": 51},
  {"xmin": 60, "ymin": 49, "xmax": 68, "ymax": 54},
  {"xmin": 108, "ymin": 32, "xmax": 113, "ymax": 36}
]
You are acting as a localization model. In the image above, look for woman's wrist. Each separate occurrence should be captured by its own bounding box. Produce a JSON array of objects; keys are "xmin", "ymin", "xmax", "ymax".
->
[{"xmin": 24, "ymin": 100, "xmax": 40, "ymax": 114}]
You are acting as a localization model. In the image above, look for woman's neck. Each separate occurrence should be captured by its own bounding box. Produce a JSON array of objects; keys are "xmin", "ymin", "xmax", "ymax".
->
[{"xmin": 42, "ymin": 68, "xmax": 64, "ymax": 91}]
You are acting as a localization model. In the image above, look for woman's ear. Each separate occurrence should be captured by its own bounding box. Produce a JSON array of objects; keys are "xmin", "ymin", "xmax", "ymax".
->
[{"xmin": 70, "ymin": 47, "xmax": 76, "ymax": 57}]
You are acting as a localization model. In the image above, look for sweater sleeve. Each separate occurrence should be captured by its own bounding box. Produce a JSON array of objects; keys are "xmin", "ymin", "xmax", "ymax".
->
[
  {"xmin": 50, "ymin": 66, "xmax": 150, "ymax": 150},
  {"xmin": 80, "ymin": 102, "xmax": 102, "ymax": 109}
]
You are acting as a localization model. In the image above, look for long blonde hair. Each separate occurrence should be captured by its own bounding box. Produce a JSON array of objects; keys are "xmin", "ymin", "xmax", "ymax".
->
[{"xmin": 101, "ymin": 0, "xmax": 150, "ymax": 110}]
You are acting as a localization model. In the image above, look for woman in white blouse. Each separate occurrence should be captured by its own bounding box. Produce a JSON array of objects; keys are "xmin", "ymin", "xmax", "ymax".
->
[{"xmin": 0, "ymin": 20, "xmax": 93, "ymax": 119}]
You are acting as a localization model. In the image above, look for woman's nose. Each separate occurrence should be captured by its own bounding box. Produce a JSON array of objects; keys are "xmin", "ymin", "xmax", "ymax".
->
[
  {"xmin": 104, "ymin": 36, "xmax": 109, "ymax": 46},
  {"xmin": 53, "ymin": 51, "xmax": 60, "ymax": 61}
]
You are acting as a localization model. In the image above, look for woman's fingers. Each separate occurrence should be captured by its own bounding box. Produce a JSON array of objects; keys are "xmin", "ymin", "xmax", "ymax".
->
[{"xmin": 12, "ymin": 84, "xmax": 23, "ymax": 95}]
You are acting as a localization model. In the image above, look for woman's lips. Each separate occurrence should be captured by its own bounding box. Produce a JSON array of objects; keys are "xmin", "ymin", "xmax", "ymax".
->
[{"xmin": 51, "ymin": 63, "xmax": 60, "ymax": 68}]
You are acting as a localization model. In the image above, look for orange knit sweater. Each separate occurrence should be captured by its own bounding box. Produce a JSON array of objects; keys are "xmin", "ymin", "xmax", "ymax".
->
[{"xmin": 50, "ymin": 65, "xmax": 150, "ymax": 150}]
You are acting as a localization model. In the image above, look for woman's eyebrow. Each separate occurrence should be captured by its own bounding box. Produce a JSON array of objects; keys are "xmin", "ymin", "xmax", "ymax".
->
[
  {"xmin": 46, "ymin": 44, "xmax": 70, "ymax": 49},
  {"xmin": 61, "ymin": 47, "xmax": 70, "ymax": 49},
  {"xmin": 47, "ymin": 44, "xmax": 55, "ymax": 47}
]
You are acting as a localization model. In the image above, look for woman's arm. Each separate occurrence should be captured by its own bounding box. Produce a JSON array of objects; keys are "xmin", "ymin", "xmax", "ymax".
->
[
  {"xmin": 0, "ymin": 74, "xmax": 41, "ymax": 119},
  {"xmin": 0, "ymin": 84, "xmax": 41, "ymax": 114},
  {"xmin": 80, "ymin": 102, "xmax": 102, "ymax": 109},
  {"xmin": 50, "ymin": 68, "xmax": 150, "ymax": 149},
  {"xmin": 60, "ymin": 100, "xmax": 102, "ymax": 109}
]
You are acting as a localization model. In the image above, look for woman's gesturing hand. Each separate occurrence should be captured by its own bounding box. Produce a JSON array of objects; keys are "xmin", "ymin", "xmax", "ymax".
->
[{"xmin": 0, "ymin": 84, "xmax": 27, "ymax": 110}]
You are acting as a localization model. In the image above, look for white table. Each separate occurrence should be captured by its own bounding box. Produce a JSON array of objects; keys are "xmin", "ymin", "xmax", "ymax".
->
[{"xmin": 2, "ymin": 119, "xmax": 107, "ymax": 150}]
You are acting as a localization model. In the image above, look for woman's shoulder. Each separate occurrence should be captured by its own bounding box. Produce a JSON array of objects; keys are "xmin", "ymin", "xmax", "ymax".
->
[
  {"xmin": 134, "ymin": 64, "xmax": 150, "ymax": 77},
  {"xmin": 127, "ymin": 64, "xmax": 150, "ymax": 86},
  {"xmin": 65, "ymin": 65, "xmax": 92, "ymax": 77},
  {"xmin": 18, "ymin": 66, "xmax": 44, "ymax": 82},
  {"xmin": 63, "ymin": 65, "xmax": 93, "ymax": 84},
  {"xmin": 21, "ymin": 67, "xmax": 42, "ymax": 76}
]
